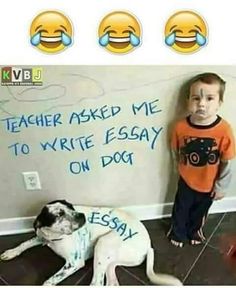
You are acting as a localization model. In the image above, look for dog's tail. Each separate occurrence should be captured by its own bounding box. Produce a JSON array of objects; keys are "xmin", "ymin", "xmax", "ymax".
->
[{"xmin": 146, "ymin": 248, "xmax": 182, "ymax": 286}]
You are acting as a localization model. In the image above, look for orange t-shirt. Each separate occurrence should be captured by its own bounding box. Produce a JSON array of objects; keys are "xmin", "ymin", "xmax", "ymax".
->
[{"xmin": 171, "ymin": 116, "xmax": 236, "ymax": 193}]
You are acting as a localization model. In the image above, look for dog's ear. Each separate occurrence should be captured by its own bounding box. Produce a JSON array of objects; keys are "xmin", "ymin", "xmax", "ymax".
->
[
  {"xmin": 33, "ymin": 218, "xmax": 41, "ymax": 230},
  {"xmin": 77, "ymin": 213, "xmax": 86, "ymax": 228},
  {"xmin": 33, "ymin": 206, "xmax": 56, "ymax": 231}
]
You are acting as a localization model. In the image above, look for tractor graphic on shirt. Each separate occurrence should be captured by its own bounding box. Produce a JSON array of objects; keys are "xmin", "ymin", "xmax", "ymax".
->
[{"xmin": 180, "ymin": 137, "xmax": 220, "ymax": 167}]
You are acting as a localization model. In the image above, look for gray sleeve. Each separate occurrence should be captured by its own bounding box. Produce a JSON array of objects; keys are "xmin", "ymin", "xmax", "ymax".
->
[
  {"xmin": 171, "ymin": 149, "xmax": 179, "ymax": 175},
  {"xmin": 213, "ymin": 160, "xmax": 232, "ymax": 193}
]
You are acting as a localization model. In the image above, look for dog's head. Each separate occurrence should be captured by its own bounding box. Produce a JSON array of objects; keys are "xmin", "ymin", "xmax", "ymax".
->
[{"xmin": 34, "ymin": 200, "xmax": 86, "ymax": 241}]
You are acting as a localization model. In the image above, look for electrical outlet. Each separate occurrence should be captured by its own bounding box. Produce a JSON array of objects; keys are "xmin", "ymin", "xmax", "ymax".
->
[{"xmin": 22, "ymin": 171, "xmax": 41, "ymax": 190}]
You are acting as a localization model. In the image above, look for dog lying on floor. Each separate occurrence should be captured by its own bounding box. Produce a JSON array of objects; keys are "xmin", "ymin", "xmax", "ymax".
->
[{"xmin": 0, "ymin": 200, "xmax": 182, "ymax": 286}]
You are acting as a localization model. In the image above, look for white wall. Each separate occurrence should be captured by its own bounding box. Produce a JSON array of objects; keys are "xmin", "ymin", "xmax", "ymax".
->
[{"xmin": 0, "ymin": 65, "xmax": 235, "ymax": 219}]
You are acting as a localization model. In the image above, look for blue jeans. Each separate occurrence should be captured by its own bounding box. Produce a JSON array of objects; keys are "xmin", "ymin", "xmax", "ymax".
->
[{"xmin": 169, "ymin": 177, "xmax": 213, "ymax": 242}]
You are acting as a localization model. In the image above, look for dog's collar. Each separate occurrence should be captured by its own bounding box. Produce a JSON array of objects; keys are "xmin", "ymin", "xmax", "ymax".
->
[
  {"xmin": 49, "ymin": 232, "xmax": 73, "ymax": 241},
  {"xmin": 42, "ymin": 237, "xmax": 63, "ymax": 244},
  {"xmin": 50, "ymin": 238, "xmax": 63, "ymax": 242}
]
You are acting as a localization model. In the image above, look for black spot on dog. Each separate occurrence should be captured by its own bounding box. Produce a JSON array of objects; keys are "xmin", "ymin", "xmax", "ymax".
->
[{"xmin": 34, "ymin": 206, "xmax": 56, "ymax": 230}]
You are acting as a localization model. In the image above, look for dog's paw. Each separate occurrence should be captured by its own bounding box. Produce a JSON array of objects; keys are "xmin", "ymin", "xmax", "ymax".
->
[
  {"xmin": 107, "ymin": 280, "xmax": 119, "ymax": 286},
  {"xmin": 0, "ymin": 248, "xmax": 20, "ymax": 261},
  {"xmin": 43, "ymin": 280, "xmax": 54, "ymax": 286}
]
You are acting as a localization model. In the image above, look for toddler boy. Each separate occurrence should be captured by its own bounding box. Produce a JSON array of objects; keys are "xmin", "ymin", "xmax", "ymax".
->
[{"xmin": 168, "ymin": 73, "xmax": 235, "ymax": 247}]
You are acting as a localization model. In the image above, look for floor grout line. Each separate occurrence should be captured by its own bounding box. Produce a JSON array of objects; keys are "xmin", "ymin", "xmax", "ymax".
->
[
  {"xmin": 182, "ymin": 213, "xmax": 226, "ymax": 284},
  {"xmin": 0, "ymin": 275, "xmax": 9, "ymax": 285},
  {"xmin": 75, "ymin": 266, "xmax": 93, "ymax": 285},
  {"xmin": 120, "ymin": 267, "xmax": 148, "ymax": 285},
  {"xmin": 206, "ymin": 242, "xmax": 220, "ymax": 250}
]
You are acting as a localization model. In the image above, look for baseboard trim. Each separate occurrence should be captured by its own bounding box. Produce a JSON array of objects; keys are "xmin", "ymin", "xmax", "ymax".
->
[
  {"xmin": 123, "ymin": 196, "xmax": 236, "ymax": 220},
  {"xmin": 0, "ymin": 216, "xmax": 35, "ymax": 236},
  {"xmin": 0, "ymin": 197, "xmax": 236, "ymax": 236}
]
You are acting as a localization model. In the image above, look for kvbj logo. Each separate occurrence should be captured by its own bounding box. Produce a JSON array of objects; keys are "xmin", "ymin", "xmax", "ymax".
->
[{"xmin": 1, "ymin": 67, "xmax": 43, "ymax": 86}]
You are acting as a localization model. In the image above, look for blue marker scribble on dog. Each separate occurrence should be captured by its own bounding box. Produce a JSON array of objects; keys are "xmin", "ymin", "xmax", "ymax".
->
[
  {"xmin": 165, "ymin": 32, "xmax": 175, "ymax": 46},
  {"xmin": 196, "ymin": 33, "xmax": 206, "ymax": 46},
  {"xmin": 31, "ymin": 33, "xmax": 41, "ymax": 46},
  {"xmin": 88, "ymin": 212, "xmax": 138, "ymax": 241},
  {"xmin": 99, "ymin": 33, "xmax": 109, "ymax": 46},
  {"xmin": 74, "ymin": 226, "xmax": 92, "ymax": 260},
  {"xmin": 74, "ymin": 251, "xmax": 78, "ymax": 261},
  {"xmin": 130, "ymin": 33, "xmax": 140, "ymax": 46},
  {"xmin": 61, "ymin": 33, "xmax": 72, "ymax": 46}
]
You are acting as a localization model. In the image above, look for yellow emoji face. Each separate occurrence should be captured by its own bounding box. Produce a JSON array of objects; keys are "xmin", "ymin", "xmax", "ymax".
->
[
  {"xmin": 98, "ymin": 11, "xmax": 141, "ymax": 54},
  {"xmin": 30, "ymin": 11, "xmax": 73, "ymax": 53},
  {"xmin": 165, "ymin": 11, "xmax": 207, "ymax": 54}
]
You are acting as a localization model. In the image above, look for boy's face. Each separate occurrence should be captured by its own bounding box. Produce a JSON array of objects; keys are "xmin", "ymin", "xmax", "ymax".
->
[{"xmin": 188, "ymin": 81, "xmax": 222, "ymax": 121}]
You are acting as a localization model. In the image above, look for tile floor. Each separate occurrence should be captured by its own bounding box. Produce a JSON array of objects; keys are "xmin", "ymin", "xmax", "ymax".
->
[{"xmin": 0, "ymin": 212, "xmax": 236, "ymax": 285}]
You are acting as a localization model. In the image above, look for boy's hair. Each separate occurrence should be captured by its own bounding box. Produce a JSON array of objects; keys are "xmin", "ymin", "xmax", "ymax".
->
[{"xmin": 187, "ymin": 72, "xmax": 226, "ymax": 101}]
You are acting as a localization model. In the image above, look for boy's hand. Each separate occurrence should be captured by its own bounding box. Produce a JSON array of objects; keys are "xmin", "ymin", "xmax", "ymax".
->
[{"xmin": 211, "ymin": 191, "xmax": 225, "ymax": 200}]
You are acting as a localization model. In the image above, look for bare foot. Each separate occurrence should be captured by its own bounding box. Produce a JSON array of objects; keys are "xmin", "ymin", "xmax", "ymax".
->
[
  {"xmin": 170, "ymin": 239, "xmax": 183, "ymax": 248},
  {"xmin": 190, "ymin": 239, "xmax": 202, "ymax": 245}
]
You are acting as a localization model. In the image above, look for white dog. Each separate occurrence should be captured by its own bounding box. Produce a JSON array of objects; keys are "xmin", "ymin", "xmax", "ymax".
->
[{"xmin": 0, "ymin": 200, "xmax": 182, "ymax": 286}]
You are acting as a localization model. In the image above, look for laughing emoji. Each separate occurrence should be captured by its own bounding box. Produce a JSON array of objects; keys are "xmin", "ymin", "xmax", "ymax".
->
[
  {"xmin": 30, "ymin": 11, "xmax": 73, "ymax": 53},
  {"xmin": 98, "ymin": 11, "xmax": 141, "ymax": 54},
  {"xmin": 165, "ymin": 10, "xmax": 207, "ymax": 54}
]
